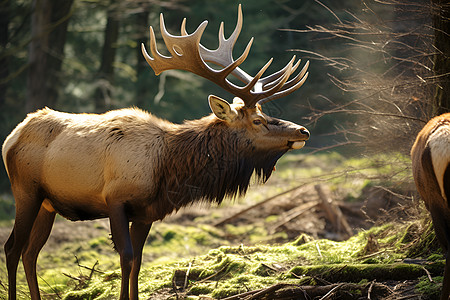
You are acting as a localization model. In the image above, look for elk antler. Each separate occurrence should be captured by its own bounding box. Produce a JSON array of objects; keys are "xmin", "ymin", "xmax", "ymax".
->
[{"xmin": 141, "ymin": 4, "xmax": 309, "ymax": 108}]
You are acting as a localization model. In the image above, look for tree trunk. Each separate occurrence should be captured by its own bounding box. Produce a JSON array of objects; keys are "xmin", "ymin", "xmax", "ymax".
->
[
  {"xmin": 433, "ymin": 0, "xmax": 450, "ymax": 115},
  {"xmin": 93, "ymin": 1, "xmax": 120, "ymax": 112},
  {"xmin": 0, "ymin": 0, "xmax": 9, "ymax": 109},
  {"xmin": 26, "ymin": 0, "xmax": 74, "ymax": 113},
  {"xmin": 135, "ymin": 9, "xmax": 150, "ymax": 109}
]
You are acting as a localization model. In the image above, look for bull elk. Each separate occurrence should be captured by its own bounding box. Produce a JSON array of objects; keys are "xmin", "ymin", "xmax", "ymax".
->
[
  {"xmin": 2, "ymin": 5, "xmax": 310, "ymax": 300},
  {"xmin": 411, "ymin": 113, "xmax": 450, "ymax": 300}
]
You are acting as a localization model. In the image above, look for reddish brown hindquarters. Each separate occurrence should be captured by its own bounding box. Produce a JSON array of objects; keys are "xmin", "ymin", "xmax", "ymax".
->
[{"xmin": 411, "ymin": 113, "xmax": 450, "ymax": 300}]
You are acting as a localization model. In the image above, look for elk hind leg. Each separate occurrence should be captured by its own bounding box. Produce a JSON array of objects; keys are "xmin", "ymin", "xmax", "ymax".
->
[
  {"xmin": 5, "ymin": 188, "xmax": 44, "ymax": 300},
  {"xmin": 22, "ymin": 203, "xmax": 56, "ymax": 300},
  {"xmin": 429, "ymin": 205, "xmax": 450, "ymax": 300},
  {"xmin": 129, "ymin": 221, "xmax": 152, "ymax": 300}
]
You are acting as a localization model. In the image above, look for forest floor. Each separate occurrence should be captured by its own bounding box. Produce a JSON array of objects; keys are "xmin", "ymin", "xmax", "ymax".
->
[{"xmin": 0, "ymin": 152, "xmax": 445, "ymax": 299}]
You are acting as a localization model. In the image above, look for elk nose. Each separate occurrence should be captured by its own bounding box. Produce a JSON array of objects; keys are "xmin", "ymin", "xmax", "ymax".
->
[{"xmin": 298, "ymin": 127, "xmax": 310, "ymax": 139}]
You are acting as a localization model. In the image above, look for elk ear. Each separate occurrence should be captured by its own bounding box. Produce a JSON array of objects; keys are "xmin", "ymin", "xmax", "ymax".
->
[{"xmin": 208, "ymin": 95, "xmax": 238, "ymax": 121}]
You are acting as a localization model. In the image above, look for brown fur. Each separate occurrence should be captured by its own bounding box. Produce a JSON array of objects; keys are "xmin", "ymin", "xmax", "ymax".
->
[
  {"xmin": 411, "ymin": 113, "xmax": 450, "ymax": 300},
  {"xmin": 2, "ymin": 99, "xmax": 309, "ymax": 300}
]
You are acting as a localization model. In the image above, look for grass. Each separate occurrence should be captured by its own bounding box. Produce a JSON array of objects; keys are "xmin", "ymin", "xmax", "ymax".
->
[
  {"xmin": 2, "ymin": 221, "xmax": 441, "ymax": 299},
  {"xmin": 0, "ymin": 151, "xmax": 444, "ymax": 299}
]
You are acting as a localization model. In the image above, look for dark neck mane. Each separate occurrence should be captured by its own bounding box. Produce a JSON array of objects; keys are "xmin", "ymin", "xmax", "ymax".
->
[{"xmin": 152, "ymin": 116, "xmax": 287, "ymax": 218}]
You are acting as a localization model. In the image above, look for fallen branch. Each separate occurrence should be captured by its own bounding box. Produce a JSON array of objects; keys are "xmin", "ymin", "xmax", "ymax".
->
[
  {"xmin": 222, "ymin": 283, "xmax": 372, "ymax": 300},
  {"xmin": 422, "ymin": 266, "xmax": 434, "ymax": 282},
  {"xmin": 243, "ymin": 283, "xmax": 293, "ymax": 300},
  {"xmin": 315, "ymin": 184, "xmax": 353, "ymax": 238},
  {"xmin": 269, "ymin": 201, "xmax": 320, "ymax": 234},
  {"xmin": 214, "ymin": 182, "xmax": 311, "ymax": 227}
]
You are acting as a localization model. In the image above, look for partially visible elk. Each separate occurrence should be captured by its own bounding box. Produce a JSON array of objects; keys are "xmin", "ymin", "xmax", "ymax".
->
[
  {"xmin": 2, "ymin": 5, "xmax": 310, "ymax": 300},
  {"xmin": 411, "ymin": 113, "xmax": 450, "ymax": 300}
]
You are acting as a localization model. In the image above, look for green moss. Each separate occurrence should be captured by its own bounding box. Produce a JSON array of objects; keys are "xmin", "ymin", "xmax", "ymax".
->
[
  {"xmin": 416, "ymin": 276, "xmax": 443, "ymax": 299},
  {"xmin": 290, "ymin": 263, "xmax": 427, "ymax": 282},
  {"xmin": 291, "ymin": 233, "xmax": 314, "ymax": 246},
  {"xmin": 189, "ymin": 283, "xmax": 215, "ymax": 295},
  {"xmin": 211, "ymin": 274, "xmax": 276, "ymax": 298}
]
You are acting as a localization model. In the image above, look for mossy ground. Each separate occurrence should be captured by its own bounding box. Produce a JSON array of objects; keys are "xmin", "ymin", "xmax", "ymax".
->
[{"xmin": 0, "ymin": 152, "xmax": 445, "ymax": 299}]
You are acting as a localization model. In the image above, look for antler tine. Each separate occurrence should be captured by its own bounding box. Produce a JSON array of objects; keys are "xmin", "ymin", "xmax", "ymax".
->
[
  {"xmin": 198, "ymin": 4, "xmax": 254, "ymax": 84},
  {"xmin": 258, "ymin": 56, "xmax": 298, "ymax": 94},
  {"xmin": 181, "ymin": 18, "xmax": 187, "ymax": 36},
  {"xmin": 240, "ymin": 58, "xmax": 273, "ymax": 94},
  {"xmin": 258, "ymin": 61, "xmax": 309, "ymax": 105},
  {"xmin": 260, "ymin": 57, "xmax": 301, "ymax": 90},
  {"xmin": 279, "ymin": 60, "xmax": 309, "ymax": 91},
  {"xmin": 245, "ymin": 57, "xmax": 296, "ymax": 107}
]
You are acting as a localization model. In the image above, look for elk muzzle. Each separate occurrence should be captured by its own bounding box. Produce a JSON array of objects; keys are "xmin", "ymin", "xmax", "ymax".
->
[{"xmin": 288, "ymin": 127, "xmax": 309, "ymax": 150}]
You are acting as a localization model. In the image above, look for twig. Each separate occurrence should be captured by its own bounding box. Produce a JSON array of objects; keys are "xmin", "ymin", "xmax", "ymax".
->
[
  {"xmin": 269, "ymin": 201, "xmax": 320, "ymax": 234},
  {"xmin": 183, "ymin": 261, "xmax": 192, "ymax": 291},
  {"xmin": 395, "ymin": 295, "xmax": 424, "ymax": 300},
  {"xmin": 316, "ymin": 242, "xmax": 323, "ymax": 258},
  {"xmin": 290, "ymin": 271, "xmax": 304, "ymax": 279},
  {"xmin": 74, "ymin": 255, "xmax": 104, "ymax": 274},
  {"xmin": 367, "ymin": 280, "xmax": 375, "ymax": 300},
  {"xmin": 318, "ymin": 283, "xmax": 344, "ymax": 300},
  {"xmin": 220, "ymin": 289, "xmax": 263, "ymax": 300},
  {"xmin": 62, "ymin": 273, "xmax": 82, "ymax": 281},
  {"xmin": 261, "ymin": 263, "xmax": 279, "ymax": 272},
  {"xmin": 243, "ymin": 283, "xmax": 294, "ymax": 300},
  {"xmin": 357, "ymin": 249, "xmax": 392, "ymax": 260},
  {"xmin": 39, "ymin": 275, "xmax": 62, "ymax": 299},
  {"xmin": 422, "ymin": 266, "xmax": 434, "ymax": 282},
  {"xmin": 214, "ymin": 182, "xmax": 312, "ymax": 226},
  {"xmin": 188, "ymin": 261, "xmax": 231, "ymax": 288},
  {"xmin": 88, "ymin": 261, "xmax": 99, "ymax": 281}
]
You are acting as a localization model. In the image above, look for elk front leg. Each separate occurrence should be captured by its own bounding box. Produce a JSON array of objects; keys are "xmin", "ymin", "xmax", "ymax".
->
[
  {"xmin": 108, "ymin": 203, "xmax": 133, "ymax": 300},
  {"xmin": 22, "ymin": 204, "xmax": 56, "ymax": 300},
  {"xmin": 130, "ymin": 221, "xmax": 152, "ymax": 300}
]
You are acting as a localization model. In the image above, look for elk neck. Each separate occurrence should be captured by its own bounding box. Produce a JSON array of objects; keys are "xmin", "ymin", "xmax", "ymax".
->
[{"xmin": 152, "ymin": 115, "xmax": 288, "ymax": 216}]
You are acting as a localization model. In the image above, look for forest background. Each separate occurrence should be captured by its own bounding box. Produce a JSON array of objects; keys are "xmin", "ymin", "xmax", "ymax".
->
[
  {"xmin": 1, "ymin": 0, "xmax": 450, "ymax": 298},
  {"xmin": 0, "ymin": 0, "xmax": 449, "ymax": 192}
]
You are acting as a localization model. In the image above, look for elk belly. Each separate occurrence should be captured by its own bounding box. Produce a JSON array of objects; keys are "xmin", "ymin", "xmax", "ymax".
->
[{"xmin": 291, "ymin": 141, "xmax": 305, "ymax": 149}]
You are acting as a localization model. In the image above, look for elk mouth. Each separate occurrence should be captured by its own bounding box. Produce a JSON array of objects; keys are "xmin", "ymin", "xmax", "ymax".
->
[{"xmin": 287, "ymin": 140, "xmax": 306, "ymax": 150}]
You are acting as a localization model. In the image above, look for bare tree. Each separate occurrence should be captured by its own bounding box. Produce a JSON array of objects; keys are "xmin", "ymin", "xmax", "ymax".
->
[{"xmin": 292, "ymin": 0, "xmax": 445, "ymax": 154}]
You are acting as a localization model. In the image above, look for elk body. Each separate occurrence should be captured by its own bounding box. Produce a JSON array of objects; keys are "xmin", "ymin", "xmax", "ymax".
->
[
  {"xmin": 411, "ymin": 113, "xmax": 450, "ymax": 300},
  {"xmin": 2, "ymin": 5, "xmax": 310, "ymax": 300}
]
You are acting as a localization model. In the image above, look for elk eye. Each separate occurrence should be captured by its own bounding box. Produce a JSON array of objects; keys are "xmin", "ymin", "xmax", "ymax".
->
[{"xmin": 253, "ymin": 119, "xmax": 262, "ymax": 125}]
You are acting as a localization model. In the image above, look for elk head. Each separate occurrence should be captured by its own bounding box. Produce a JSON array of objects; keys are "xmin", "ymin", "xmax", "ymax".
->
[{"xmin": 141, "ymin": 4, "xmax": 310, "ymax": 157}]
